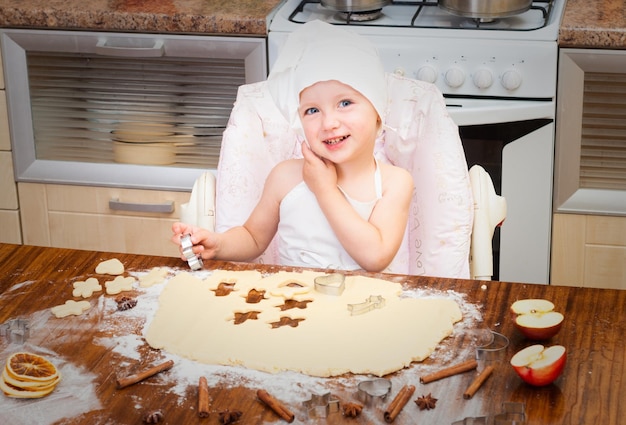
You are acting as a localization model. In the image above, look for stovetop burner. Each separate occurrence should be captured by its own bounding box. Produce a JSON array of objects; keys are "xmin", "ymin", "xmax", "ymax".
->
[
  {"xmin": 336, "ymin": 9, "xmax": 384, "ymax": 22},
  {"xmin": 288, "ymin": 0, "xmax": 555, "ymax": 31}
]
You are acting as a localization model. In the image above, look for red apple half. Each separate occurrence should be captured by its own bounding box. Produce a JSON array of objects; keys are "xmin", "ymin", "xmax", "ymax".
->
[
  {"xmin": 511, "ymin": 344, "xmax": 566, "ymax": 386},
  {"xmin": 510, "ymin": 299, "xmax": 564, "ymax": 340}
]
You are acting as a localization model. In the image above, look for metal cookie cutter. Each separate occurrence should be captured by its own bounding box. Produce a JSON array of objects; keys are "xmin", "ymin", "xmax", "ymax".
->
[
  {"xmin": 347, "ymin": 295, "xmax": 385, "ymax": 315},
  {"xmin": 180, "ymin": 234, "xmax": 203, "ymax": 271},
  {"xmin": 314, "ymin": 273, "xmax": 345, "ymax": 296},
  {"xmin": 452, "ymin": 402, "xmax": 526, "ymax": 425},
  {"xmin": 0, "ymin": 318, "xmax": 30, "ymax": 344},
  {"xmin": 303, "ymin": 392, "xmax": 340, "ymax": 418},
  {"xmin": 475, "ymin": 330, "xmax": 509, "ymax": 362},
  {"xmin": 356, "ymin": 378, "xmax": 392, "ymax": 406}
]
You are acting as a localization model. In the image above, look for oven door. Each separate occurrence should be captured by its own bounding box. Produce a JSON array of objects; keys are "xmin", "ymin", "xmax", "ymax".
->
[{"xmin": 447, "ymin": 98, "xmax": 555, "ymax": 284}]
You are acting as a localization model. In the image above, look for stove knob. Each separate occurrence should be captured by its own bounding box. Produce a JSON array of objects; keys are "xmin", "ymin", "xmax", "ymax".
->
[
  {"xmin": 416, "ymin": 65, "xmax": 438, "ymax": 84},
  {"xmin": 445, "ymin": 67, "xmax": 465, "ymax": 88},
  {"xmin": 472, "ymin": 68, "xmax": 493, "ymax": 89},
  {"xmin": 501, "ymin": 69, "xmax": 522, "ymax": 91}
]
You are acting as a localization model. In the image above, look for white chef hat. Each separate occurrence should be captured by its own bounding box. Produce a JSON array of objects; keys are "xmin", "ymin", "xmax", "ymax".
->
[{"xmin": 267, "ymin": 20, "xmax": 387, "ymax": 139}]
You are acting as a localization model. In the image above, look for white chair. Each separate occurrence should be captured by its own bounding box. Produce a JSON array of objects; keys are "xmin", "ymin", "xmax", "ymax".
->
[{"xmin": 181, "ymin": 73, "xmax": 506, "ymax": 280}]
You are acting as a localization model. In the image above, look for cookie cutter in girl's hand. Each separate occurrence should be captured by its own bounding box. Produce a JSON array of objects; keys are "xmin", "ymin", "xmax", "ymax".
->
[{"xmin": 180, "ymin": 234, "xmax": 203, "ymax": 271}]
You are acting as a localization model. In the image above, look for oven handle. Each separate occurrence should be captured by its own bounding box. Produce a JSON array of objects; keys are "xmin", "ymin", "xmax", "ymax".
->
[
  {"xmin": 95, "ymin": 38, "xmax": 165, "ymax": 58},
  {"xmin": 446, "ymin": 99, "xmax": 554, "ymax": 126}
]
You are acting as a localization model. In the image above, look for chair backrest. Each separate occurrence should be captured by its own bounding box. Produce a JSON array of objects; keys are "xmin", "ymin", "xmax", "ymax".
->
[{"xmin": 215, "ymin": 73, "xmax": 474, "ymax": 278}]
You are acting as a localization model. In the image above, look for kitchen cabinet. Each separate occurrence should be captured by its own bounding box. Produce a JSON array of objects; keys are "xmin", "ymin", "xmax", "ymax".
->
[
  {"xmin": 18, "ymin": 183, "xmax": 190, "ymax": 257},
  {"xmin": 0, "ymin": 45, "xmax": 21, "ymax": 245},
  {"xmin": 552, "ymin": 48, "xmax": 626, "ymax": 290},
  {"xmin": 551, "ymin": 213, "xmax": 626, "ymax": 289}
]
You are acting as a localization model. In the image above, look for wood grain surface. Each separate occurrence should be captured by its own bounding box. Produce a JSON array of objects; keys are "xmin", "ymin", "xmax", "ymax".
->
[{"xmin": 0, "ymin": 244, "xmax": 624, "ymax": 425}]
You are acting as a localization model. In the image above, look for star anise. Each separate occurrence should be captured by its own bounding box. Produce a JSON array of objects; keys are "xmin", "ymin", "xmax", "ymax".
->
[
  {"xmin": 415, "ymin": 393, "xmax": 438, "ymax": 410},
  {"xmin": 342, "ymin": 402, "xmax": 363, "ymax": 418},
  {"xmin": 218, "ymin": 409, "xmax": 243, "ymax": 424},
  {"xmin": 116, "ymin": 295, "xmax": 137, "ymax": 311},
  {"xmin": 143, "ymin": 410, "xmax": 164, "ymax": 423}
]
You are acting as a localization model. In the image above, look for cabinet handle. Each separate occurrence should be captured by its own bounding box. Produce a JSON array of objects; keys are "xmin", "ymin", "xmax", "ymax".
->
[
  {"xmin": 95, "ymin": 39, "xmax": 165, "ymax": 57},
  {"xmin": 109, "ymin": 198, "xmax": 175, "ymax": 214}
]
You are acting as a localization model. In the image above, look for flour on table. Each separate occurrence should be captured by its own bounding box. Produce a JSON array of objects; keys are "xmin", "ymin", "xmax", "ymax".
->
[{"xmin": 145, "ymin": 270, "xmax": 462, "ymax": 377}]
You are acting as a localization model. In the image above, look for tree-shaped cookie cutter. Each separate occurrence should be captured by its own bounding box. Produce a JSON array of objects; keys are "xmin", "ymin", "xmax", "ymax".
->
[
  {"xmin": 303, "ymin": 392, "xmax": 340, "ymax": 418},
  {"xmin": 347, "ymin": 295, "xmax": 386, "ymax": 315},
  {"xmin": 180, "ymin": 234, "xmax": 203, "ymax": 271}
]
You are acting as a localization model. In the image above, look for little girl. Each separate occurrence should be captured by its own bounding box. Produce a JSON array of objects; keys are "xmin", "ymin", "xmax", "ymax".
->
[{"xmin": 172, "ymin": 21, "xmax": 413, "ymax": 272}]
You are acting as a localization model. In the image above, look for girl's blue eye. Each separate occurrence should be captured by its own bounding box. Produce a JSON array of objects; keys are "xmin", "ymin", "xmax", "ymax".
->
[
  {"xmin": 304, "ymin": 107, "xmax": 319, "ymax": 115},
  {"xmin": 339, "ymin": 99, "xmax": 352, "ymax": 108}
]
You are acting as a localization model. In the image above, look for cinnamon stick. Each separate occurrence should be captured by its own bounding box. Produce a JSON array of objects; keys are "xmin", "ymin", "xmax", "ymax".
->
[
  {"xmin": 257, "ymin": 389, "xmax": 295, "ymax": 423},
  {"xmin": 198, "ymin": 376, "xmax": 210, "ymax": 418},
  {"xmin": 420, "ymin": 359, "xmax": 478, "ymax": 384},
  {"xmin": 383, "ymin": 384, "xmax": 415, "ymax": 423},
  {"xmin": 116, "ymin": 360, "xmax": 174, "ymax": 389},
  {"xmin": 463, "ymin": 365, "xmax": 495, "ymax": 399}
]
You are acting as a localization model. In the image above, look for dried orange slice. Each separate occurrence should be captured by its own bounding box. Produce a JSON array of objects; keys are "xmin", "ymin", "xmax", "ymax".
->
[
  {"xmin": 2, "ymin": 368, "xmax": 60, "ymax": 389},
  {"xmin": 5, "ymin": 352, "xmax": 59, "ymax": 383},
  {"xmin": 0, "ymin": 377, "xmax": 56, "ymax": 398},
  {"xmin": 1, "ymin": 352, "xmax": 61, "ymax": 399}
]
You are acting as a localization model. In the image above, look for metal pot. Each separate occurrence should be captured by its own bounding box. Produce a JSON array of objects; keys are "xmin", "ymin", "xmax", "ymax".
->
[
  {"xmin": 321, "ymin": 0, "xmax": 391, "ymax": 12},
  {"xmin": 438, "ymin": 0, "xmax": 532, "ymax": 19}
]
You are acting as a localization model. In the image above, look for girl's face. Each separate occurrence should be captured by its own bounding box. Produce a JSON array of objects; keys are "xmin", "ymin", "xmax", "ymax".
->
[{"xmin": 298, "ymin": 80, "xmax": 380, "ymax": 163}]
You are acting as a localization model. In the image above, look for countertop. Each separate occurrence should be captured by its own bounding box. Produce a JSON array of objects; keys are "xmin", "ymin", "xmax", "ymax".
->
[
  {"xmin": 0, "ymin": 0, "xmax": 284, "ymax": 36},
  {"xmin": 0, "ymin": 244, "xmax": 625, "ymax": 425},
  {"xmin": 0, "ymin": 0, "xmax": 624, "ymax": 49},
  {"xmin": 559, "ymin": 0, "xmax": 626, "ymax": 49}
]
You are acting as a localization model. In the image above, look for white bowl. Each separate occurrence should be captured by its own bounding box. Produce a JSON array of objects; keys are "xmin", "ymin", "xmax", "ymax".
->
[{"xmin": 113, "ymin": 141, "xmax": 175, "ymax": 165}]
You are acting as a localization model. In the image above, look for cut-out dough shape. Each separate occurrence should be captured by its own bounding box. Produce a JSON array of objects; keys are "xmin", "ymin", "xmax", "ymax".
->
[
  {"xmin": 51, "ymin": 300, "xmax": 91, "ymax": 318},
  {"xmin": 105, "ymin": 276, "xmax": 135, "ymax": 295},
  {"xmin": 270, "ymin": 280, "xmax": 313, "ymax": 299},
  {"xmin": 139, "ymin": 267, "xmax": 169, "ymax": 288},
  {"xmin": 72, "ymin": 278, "xmax": 102, "ymax": 298},
  {"xmin": 96, "ymin": 258, "xmax": 125, "ymax": 275}
]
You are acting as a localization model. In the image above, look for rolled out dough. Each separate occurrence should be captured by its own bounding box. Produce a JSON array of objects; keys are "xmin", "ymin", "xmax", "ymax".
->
[{"xmin": 145, "ymin": 270, "xmax": 462, "ymax": 377}]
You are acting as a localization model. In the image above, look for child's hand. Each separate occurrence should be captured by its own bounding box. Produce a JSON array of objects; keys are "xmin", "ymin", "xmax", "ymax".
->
[
  {"xmin": 171, "ymin": 222, "xmax": 217, "ymax": 261},
  {"xmin": 301, "ymin": 141, "xmax": 337, "ymax": 194}
]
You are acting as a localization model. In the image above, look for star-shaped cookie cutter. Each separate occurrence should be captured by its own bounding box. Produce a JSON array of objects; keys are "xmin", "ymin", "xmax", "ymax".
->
[
  {"xmin": 347, "ymin": 295, "xmax": 385, "ymax": 315},
  {"xmin": 180, "ymin": 234, "xmax": 203, "ymax": 271},
  {"xmin": 356, "ymin": 378, "xmax": 392, "ymax": 406},
  {"xmin": 0, "ymin": 318, "xmax": 30, "ymax": 344},
  {"xmin": 313, "ymin": 273, "xmax": 345, "ymax": 295},
  {"xmin": 302, "ymin": 392, "xmax": 340, "ymax": 418}
]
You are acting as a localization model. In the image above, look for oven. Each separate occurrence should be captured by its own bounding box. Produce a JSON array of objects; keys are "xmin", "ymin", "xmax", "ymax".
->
[{"xmin": 268, "ymin": 0, "xmax": 568, "ymax": 284}]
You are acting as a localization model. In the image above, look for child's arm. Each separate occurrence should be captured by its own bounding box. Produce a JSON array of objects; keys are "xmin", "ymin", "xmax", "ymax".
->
[
  {"xmin": 171, "ymin": 161, "xmax": 298, "ymax": 263},
  {"xmin": 302, "ymin": 146, "xmax": 413, "ymax": 272}
]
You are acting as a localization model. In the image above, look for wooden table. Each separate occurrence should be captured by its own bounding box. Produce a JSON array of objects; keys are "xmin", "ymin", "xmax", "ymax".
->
[{"xmin": 0, "ymin": 244, "xmax": 624, "ymax": 425}]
